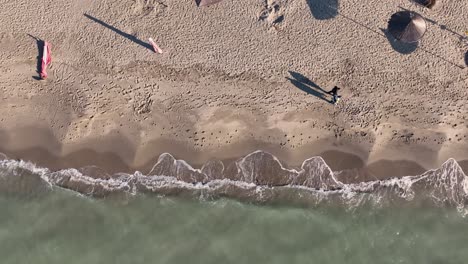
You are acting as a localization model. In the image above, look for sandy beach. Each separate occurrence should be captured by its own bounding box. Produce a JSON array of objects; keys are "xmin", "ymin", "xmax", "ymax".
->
[{"xmin": 0, "ymin": 0, "xmax": 467, "ymax": 179}]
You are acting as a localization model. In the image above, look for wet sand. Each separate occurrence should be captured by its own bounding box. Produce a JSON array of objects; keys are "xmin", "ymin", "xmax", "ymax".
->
[{"xmin": 1, "ymin": 124, "xmax": 467, "ymax": 179}]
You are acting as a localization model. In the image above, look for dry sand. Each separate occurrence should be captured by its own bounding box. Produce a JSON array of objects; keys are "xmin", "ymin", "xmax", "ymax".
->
[{"xmin": 0, "ymin": 0, "xmax": 467, "ymax": 177}]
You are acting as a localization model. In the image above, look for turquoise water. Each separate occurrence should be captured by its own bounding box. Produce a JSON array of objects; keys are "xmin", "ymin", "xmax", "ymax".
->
[{"xmin": 1, "ymin": 190, "xmax": 467, "ymax": 264}]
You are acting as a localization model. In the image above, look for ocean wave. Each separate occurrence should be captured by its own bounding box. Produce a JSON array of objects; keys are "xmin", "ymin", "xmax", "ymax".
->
[{"xmin": 0, "ymin": 151, "xmax": 467, "ymax": 212}]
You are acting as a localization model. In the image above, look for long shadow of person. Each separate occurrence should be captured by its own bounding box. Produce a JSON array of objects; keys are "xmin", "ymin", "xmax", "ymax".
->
[
  {"xmin": 305, "ymin": 0, "xmax": 339, "ymax": 20},
  {"xmin": 27, "ymin": 34, "xmax": 45, "ymax": 80},
  {"xmin": 286, "ymin": 71, "xmax": 332, "ymax": 104},
  {"xmin": 84, "ymin": 14, "xmax": 153, "ymax": 51},
  {"xmin": 380, "ymin": 28, "xmax": 418, "ymax": 54}
]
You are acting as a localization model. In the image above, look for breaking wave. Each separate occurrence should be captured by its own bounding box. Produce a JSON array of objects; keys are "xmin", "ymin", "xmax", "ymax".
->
[{"xmin": 0, "ymin": 151, "xmax": 467, "ymax": 212}]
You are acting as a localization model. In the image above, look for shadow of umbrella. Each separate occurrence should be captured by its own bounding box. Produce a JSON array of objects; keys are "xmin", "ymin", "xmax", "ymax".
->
[
  {"xmin": 409, "ymin": 0, "xmax": 436, "ymax": 9},
  {"xmin": 381, "ymin": 28, "xmax": 418, "ymax": 54},
  {"xmin": 305, "ymin": 0, "xmax": 339, "ymax": 20}
]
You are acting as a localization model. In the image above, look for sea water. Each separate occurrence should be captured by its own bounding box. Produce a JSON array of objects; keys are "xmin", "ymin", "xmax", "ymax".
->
[
  {"xmin": 0, "ymin": 191, "xmax": 467, "ymax": 264},
  {"xmin": 0, "ymin": 151, "xmax": 468, "ymax": 263}
]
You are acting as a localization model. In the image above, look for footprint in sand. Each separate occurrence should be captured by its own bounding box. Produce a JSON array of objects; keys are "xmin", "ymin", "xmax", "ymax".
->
[
  {"xmin": 258, "ymin": 0, "xmax": 286, "ymax": 26},
  {"xmin": 132, "ymin": 0, "xmax": 167, "ymax": 17}
]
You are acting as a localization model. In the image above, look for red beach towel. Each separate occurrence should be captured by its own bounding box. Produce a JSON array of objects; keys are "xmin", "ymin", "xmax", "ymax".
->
[
  {"xmin": 40, "ymin": 42, "xmax": 52, "ymax": 79},
  {"xmin": 148, "ymin": 38, "xmax": 163, "ymax": 54}
]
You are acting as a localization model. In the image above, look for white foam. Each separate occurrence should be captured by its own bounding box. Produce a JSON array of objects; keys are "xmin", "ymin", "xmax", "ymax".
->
[{"xmin": 0, "ymin": 152, "xmax": 466, "ymax": 210}]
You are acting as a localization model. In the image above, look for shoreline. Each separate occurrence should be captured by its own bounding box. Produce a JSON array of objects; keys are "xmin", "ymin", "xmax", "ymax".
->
[{"xmin": 1, "ymin": 125, "xmax": 467, "ymax": 179}]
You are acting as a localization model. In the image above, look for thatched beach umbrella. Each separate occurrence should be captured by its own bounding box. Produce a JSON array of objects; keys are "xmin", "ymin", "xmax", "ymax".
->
[
  {"xmin": 196, "ymin": 0, "xmax": 222, "ymax": 7},
  {"xmin": 388, "ymin": 11, "xmax": 427, "ymax": 43}
]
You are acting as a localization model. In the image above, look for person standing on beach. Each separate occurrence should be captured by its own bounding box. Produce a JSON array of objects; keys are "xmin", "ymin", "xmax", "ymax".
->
[{"xmin": 328, "ymin": 86, "xmax": 341, "ymax": 104}]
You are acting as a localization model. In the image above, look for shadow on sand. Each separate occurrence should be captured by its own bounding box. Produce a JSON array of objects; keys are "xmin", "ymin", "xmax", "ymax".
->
[
  {"xmin": 286, "ymin": 71, "xmax": 332, "ymax": 104},
  {"xmin": 27, "ymin": 34, "xmax": 45, "ymax": 80},
  {"xmin": 465, "ymin": 50, "xmax": 468, "ymax": 67},
  {"xmin": 380, "ymin": 28, "xmax": 418, "ymax": 54},
  {"xmin": 84, "ymin": 14, "xmax": 153, "ymax": 51},
  {"xmin": 409, "ymin": 0, "xmax": 436, "ymax": 9},
  {"xmin": 399, "ymin": 6, "xmax": 468, "ymax": 43},
  {"xmin": 305, "ymin": 0, "xmax": 339, "ymax": 20}
]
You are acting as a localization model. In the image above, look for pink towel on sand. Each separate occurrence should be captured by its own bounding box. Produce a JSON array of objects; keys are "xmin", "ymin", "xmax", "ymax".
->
[
  {"xmin": 149, "ymin": 38, "xmax": 163, "ymax": 54},
  {"xmin": 40, "ymin": 42, "xmax": 52, "ymax": 79}
]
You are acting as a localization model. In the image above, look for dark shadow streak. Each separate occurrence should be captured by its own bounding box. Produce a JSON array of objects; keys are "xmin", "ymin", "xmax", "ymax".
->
[
  {"xmin": 288, "ymin": 71, "xmax": 328, "ymax": 93},
  {"xmin": 337, "ymin": 12, "xmax": 385, "ymax": 37},
  {"xmin": 84, "ymin": 14, "xmax": 152, "ymax": 51},
  {"xmin": 27, "ymin": 34, "xmax": 44, "ymax": 80},
  {"xmin": 464, "ymin": 51, "xmax": 468, "ymax": 67},
  {"xmin": 286, "ymin": 72, "xmax": 332, "ymax": 104},
  {"xmin": 286, "ymin": 78, "xmax": 331, "ymax": 103},
  {"xmin": 419, "ymin": 46, "xmax": 465, "ymax": 69},
  {"xmin": 439, "ymin": 25, "xmax": 468, "ymax": 42}
]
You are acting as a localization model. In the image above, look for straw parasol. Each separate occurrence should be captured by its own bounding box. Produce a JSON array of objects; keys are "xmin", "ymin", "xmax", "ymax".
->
[
  {"xmin": 388, "ymin": 11, "xmax": 427, "ymax": 43},
  {"xmin": 196, "ymin": 0, "xmax": 222, "ymax": 7}
]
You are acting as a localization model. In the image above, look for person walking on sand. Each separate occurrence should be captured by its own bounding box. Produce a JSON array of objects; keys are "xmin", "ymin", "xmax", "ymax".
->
[{"xmin": 328, "ymin": 86, "xmax": 341, "ymax": 104}]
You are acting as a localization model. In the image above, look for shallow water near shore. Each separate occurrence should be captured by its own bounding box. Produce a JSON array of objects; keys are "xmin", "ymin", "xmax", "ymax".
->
[
  {"xmin": 1, "ymin": 151, "xmax": 468, "ymax": 263},
  {"xmin": 1, "ymin": 190, "xmax": 468, "ymax": 264}
]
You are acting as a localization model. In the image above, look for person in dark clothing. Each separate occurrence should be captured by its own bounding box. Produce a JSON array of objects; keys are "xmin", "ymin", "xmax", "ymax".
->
[{"xmin": 328, "ymin": 86, "xmax": 341, "ymax": 104}]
